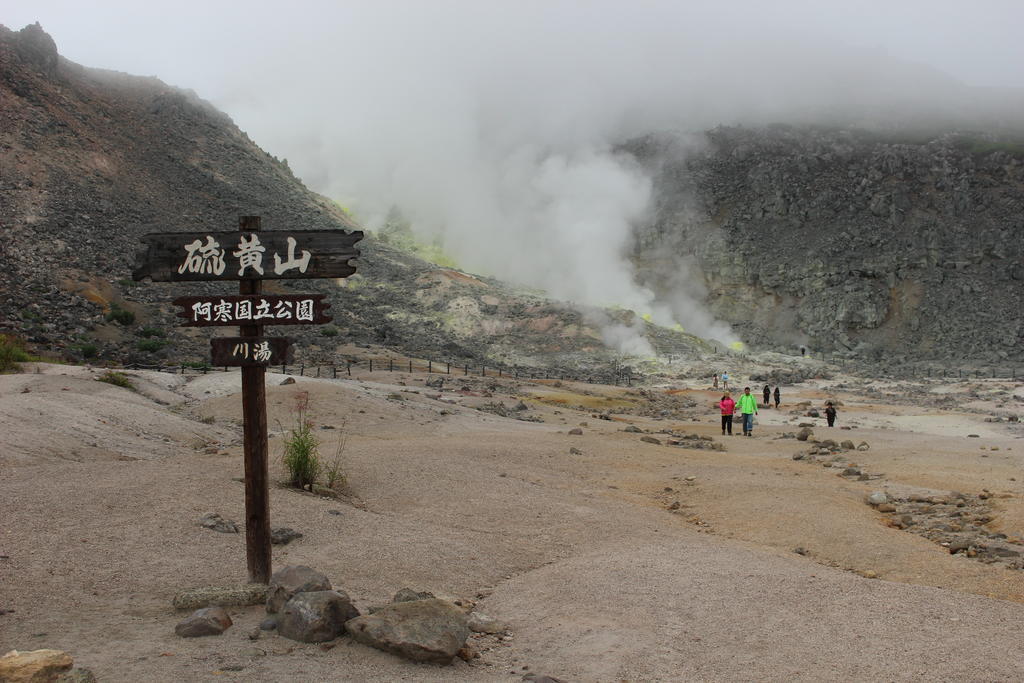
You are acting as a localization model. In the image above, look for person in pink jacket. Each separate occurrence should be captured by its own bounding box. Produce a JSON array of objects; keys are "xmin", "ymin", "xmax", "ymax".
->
[{"xmin": 719, "ymin": 393, "xmax": 736, "ymax": 436}]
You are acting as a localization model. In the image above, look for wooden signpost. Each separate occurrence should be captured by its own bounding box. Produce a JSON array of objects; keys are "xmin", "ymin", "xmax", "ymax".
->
[{"xmin": 134, "ymin": 216, "xmax": 363, "ymax": 583}]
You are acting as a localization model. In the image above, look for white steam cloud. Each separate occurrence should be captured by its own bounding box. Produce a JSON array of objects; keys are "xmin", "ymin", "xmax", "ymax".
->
[{"xmin": 12, "ymin": 1, "xmax": 1024, "ymax": 353}]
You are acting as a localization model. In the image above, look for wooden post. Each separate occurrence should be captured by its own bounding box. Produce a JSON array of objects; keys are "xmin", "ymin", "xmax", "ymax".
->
[
  {"xmin": 238, "ymin": 216, "xmax": 271, "ymax": 585},
  {"xmin": 408, "ymin": 360, "xmax": 412, "ymax": 373},
  {"xmin": 428, "ymin": 360, "xmax": 432, "ymax": 373}
]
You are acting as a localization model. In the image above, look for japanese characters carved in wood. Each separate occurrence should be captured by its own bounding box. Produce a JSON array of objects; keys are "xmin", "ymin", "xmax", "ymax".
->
[{"xmin": 172, "ymin": 294, "xmax": 332, "ymax": 327}]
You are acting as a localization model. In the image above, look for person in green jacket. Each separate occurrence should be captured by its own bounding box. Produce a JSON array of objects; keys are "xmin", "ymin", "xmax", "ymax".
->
[{"xmin": 738, "ymin": 386, "xmax": 759, "ymax": 436}]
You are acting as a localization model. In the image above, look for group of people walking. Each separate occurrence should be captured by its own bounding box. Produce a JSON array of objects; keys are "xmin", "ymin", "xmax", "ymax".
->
[{"xmin": 717, "ymin": 383, "xmax": 782, "ymax": 437}]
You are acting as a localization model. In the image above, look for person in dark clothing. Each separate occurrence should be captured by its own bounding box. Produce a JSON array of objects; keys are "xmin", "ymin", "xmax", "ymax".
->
[
  {"xmin": 825, "ymin": 402, "xmax": 837, "ymax": 427},
  {"xmin": 773, "ymin": 386, "xmax": 780, "ymax": 409},
  {"xmin": 762, "ymin": 384, "xmax": 771, "ymax": 408}
]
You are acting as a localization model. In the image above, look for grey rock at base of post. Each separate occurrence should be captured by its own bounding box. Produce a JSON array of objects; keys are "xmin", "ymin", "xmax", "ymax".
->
[
  {"xmin": 266, "ymin": 565, "xmax": 332, "ymax": 614},
  {"xmin": 393, "ymin": 588, "xmax": 435, "ymax": 603},
  {"xmin": 270, "ymin": 527, "xmax": 303, "ymax": 545},
  {"xmin": 175, "ymin": 606, "xmax": 232, "ymax": 637},
  {"xmin": 277, "ymin": 590, "xmax": 360, "ymax": 643},
  {"xmin": 467, "ymin": 611, "xmax": 508, "ymax": 634},
  {"xmin": 345, "ymin": 598, "xmax": 470, "ymax": 664},
  {"xmin": 198, "ymin": 512, "xmax": 239, "ymax": 533}
]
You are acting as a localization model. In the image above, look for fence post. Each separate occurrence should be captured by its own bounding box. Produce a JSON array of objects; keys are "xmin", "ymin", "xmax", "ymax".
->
[
  {"xmin": 369, "ymin": 359, "xmax": 373, "ymax": 373},
  {"xmin": 482, "ymin": 365, "xmax": 486, "ymax": 377},
  {"xmin": 347, "ymin": 361, "xmax": 351, "ymax": 377},
  {"xmin": 332, "ymin": 366, "xmax": 337, "ymax": 379},
  {"xmin": 389, "ymin": 359, "xmax": 393, "ymax": 372},
  {"xmin": 181, "ymin": 364, "xmax": 186, "ymax": 375},
  {"xmin": 408, "ymin": 360, "xmax": 412, "ymax": 373},
  {"xmin": 203, "ymin": 365, "xmax": 208, "ymax": 374},
  {"xmin": 428, "ymin": 360, "xmax": 432, "ymax": 373},
  {"xmin": 300, "ymin": 365, "xmax": 304, "ymax": 377},
  {"xmin": 446, "ymin": 362, "xmax": 450, "ymax": 374}
]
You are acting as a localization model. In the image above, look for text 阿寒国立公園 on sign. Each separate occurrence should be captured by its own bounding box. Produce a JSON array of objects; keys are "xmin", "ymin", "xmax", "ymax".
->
[
  {"xmin": 132, "ymin": 230, "xmax": 362, "ymax": 282},
  {"xmin": 172, "ymin": 294, "xmax": 332, "ymax": 327}
]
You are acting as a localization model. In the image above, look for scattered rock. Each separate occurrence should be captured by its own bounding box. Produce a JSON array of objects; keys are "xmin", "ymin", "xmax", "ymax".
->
[
  {"xmin": 267, "ymin": 565, "xmax": 332, "ymax": 614},
  {"xmin": 877, "ymin": 503, "xmax": 897, "ymax": 513},
  {"xmin": 278, "ymin": 590, "xmax": 360, "ymax": 643},
  {"xmin": 55, "ymin": 669, "xmax": 97, "ymax": 682},
  {"xmin": 861, "ymin": 570, "xmax": 878, "ymax": 579},
  {"xmin": 796, "ymin": 428, "xmax": 813, "ymax": 441},
  {"xmin": 467, "ymin": 611, "xmax": 507, "ymax": 634},
  {"xmin": 259, "ymin": 617, "xmax": 278, "ymax": 631},
  {"xmin": 567, "ymin": 428, "xmax": 583, "ymax": 436},
  {"xmin": 198, "ymin": 512, "xmax": 239, "ymax": 533},
  {"xmin": 175, "ymin": 606, "xmax": 232, "ymax": 637},
  {"xmin": 640, "ymin": 435, "xmax": 661, "ymax": 445},
  {"xmin": 568, "ymin": 447, "xmax": 582, "ymax": 455},
  {"xmin": 624, "ymin": 425, "xmax": 643, "ymax": 433},
  {"xmin": 867, "ymin": 492, "xmax": 889, "ymax": 506},
  {"xmin": 857, "ymin": 441, "xmax": 870, "ymax": 451},
  {"xmin": 345, "ymin": 598, "xmax": 470, "ymax": 664},
  {"xmin": 667, "ymin": 501, "xmax": 681, "ymax": 511},
  {"xmin": 172, "ymin": 584, "xmax": 268, "ymax": 611},
  {"xmin": 270, "ymin": 528, "xmax": 303, "ymax": 545},
  {"xmin": 967, "ymin": 434, "xmax": 980, "ymax": 438},
  {"xmin": 793, "ymin": 547, "xmax": 808, "ymax": 555},
  {"xmin": 393, "ymin": 588, "xmax": 435, "ymax": 603},
  {"xmin": 0, "ymin": 649, "xmax": 74, "ymax": 682},
  {"xmin": 280, "ymin": 377, "xmax": 296, "ymax": 385},
  {"xmin": 840, "ymin": 440, "xmax": 855, "ymax": 450},
  {"xmin": 523, "ymin": 675, "xmax": 568, "ymax": 683}
]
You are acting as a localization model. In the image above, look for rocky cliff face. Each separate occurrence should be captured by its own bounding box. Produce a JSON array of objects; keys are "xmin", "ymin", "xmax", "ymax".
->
[{"xmin": 631, "ymin": 126, "xmax": 1024, "ymax": 361}]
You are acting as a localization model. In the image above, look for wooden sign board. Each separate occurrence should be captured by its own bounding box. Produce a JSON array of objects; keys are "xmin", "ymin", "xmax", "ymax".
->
[
  {"xmin": 173, "ymin": 294, "xmax": 332, "ymax": 327},
  {"xmin": 211, "ymin": 337, "xmax": 293, "ymax": 366},
  {"xmin": 133, "ymin": 229, "xmax": 363, "ymax": 282}
]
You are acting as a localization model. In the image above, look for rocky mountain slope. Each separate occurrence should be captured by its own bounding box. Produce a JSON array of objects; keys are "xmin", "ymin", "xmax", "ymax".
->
[
  {"xmin": 0, "ymin": 23, "xmax": 704, "ymax": 371},
  {"xmin": 630, "ymin": 126, "xmax": 1024, "ymax": 362}
]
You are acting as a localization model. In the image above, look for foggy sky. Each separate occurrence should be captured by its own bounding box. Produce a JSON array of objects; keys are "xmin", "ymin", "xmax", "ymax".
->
[{"xmin": 7, "ymin": 1, "xmax": 1024, "ymax": 351}]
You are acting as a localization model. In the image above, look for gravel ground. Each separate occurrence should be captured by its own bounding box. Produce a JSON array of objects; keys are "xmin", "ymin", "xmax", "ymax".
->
[{"xmin": 2, "ymin": 364, "xmax": 1024, "ymax": 681}]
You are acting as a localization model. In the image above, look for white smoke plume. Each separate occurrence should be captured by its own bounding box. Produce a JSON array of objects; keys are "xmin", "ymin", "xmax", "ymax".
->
[{"xmin": 11, "ymin": 1, "xmax": 1024, "ymax": 353}]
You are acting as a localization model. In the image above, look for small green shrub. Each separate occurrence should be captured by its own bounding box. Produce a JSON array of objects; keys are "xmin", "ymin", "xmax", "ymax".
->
[
  {"xmin": 137, "ymin": 339, "xmax": 166, "ymax": 352},
  {"xmin": 138, "ymin": 327, "xmax": 164, "ymax": 338},
  {"xmin": 97, "ymin": 370, "xmax": 134, "ymax": 390},
  {"xmin": 78, "ymin": 343, "xmax": 98, "ymax": 359},
  {"xmin": 319, "ymin": 325, "xmax": 339, "ymax": 337},
  {"xmin": 0, "ymin": 334, "xmax": 31, "ymax": 372},
  {"xmin": 106, "ymin": 306, "xmax": 135, "ymax": 325},
  {"xmin": 281, "ymin": 391, "xmax": 321, "ymax": 491}
]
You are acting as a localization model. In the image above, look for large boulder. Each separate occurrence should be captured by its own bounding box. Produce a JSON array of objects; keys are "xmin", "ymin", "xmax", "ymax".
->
[
  {"xmin": 278, "ymin": 590, "xmax": 360, "ymax": 643},
  {"xmin": 0, "ymin": 649, "xmax": 73, "ymax": 682},
  {"xmin": 345, "ymin": 598, "xmax": 470, "ymax": 664},
  {"xmin": 266, "ymin": 565, "xmax": 332, "ymax": 614},
  {"xmin": 175, "ymin": 607, "xmax": 232, "ymax": 637}
]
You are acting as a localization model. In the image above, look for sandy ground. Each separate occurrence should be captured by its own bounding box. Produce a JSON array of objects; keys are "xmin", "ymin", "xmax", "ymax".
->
[{"xmin": 2, "ymin": 362, "xmax": 1024, "ymax": 681}]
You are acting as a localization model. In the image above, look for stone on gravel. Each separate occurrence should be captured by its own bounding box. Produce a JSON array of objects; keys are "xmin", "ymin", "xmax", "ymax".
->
[
  {"xmin": 877, "ymin": 503, "xmax": 897, "ymax": 513},
  {"xmin": 640, "ymin": 435, "xmax": 661, "ymax": 445},
  {"xmin": 523, "ymin": 675, "xmax": 568, "ymax": 683},
  {"xmin": 0, "ymin": 649, "xmax": 74, "ymax": 682},
  {"xmin": 175, "ymin": 606, "xmax": 232, "ymax": 637},
  {"xmin": 198, "ymin": 512, "xmax": 239, "ymax": 533},
  {"xmin": 569, "ymin": 447, "xmax": 582, "ymax": 455},
  {"xmin": 867, "ymin": 492, "xmax": 889, "ymax": 506},
  {"xmin": 278, "ymin": 590, "xmax": 359, "ymax": 643},
  {"xmin": 624, "ymin": 425, "xmax": 643, "ymax": 433},
  {"xmin": 796, "ymin": 428, "xmax": 813, "ymax": 441},
  {"xmin": 467, "ymin": 611, "xmax": 508, "ymax": 634},
  {"xmin": 267, "ymin": 565, "xmax": 332, "ymax": 614},
  {"xmin": 172, "ymin": 584, "xmax": 268, "ymax": 611},
  {"xmin": 567, "ymin": 428, "xmax": 583, "ymax": 435},
  {"xmin": 270, "ymin": 528, "xmax": 303, "ymax": 545},
  {"xmin": 345, "ymin": 598, "xmax": 470, "ymax": 664},
  {"xmin": 280, "ymin": 377, "xmax": 296, "ymax": 385},
  {"xmin": 840, "ymin": 440, "xmax": 855, "ymax": 450},
  {"xmin": 259, "ymin": 617, "xmax": 278, "ymax": 630},
  {"xmin": 393, "ymin": 588, "xmax": 436, "ymax": 603},
  {"xmin": 857, "ymin": 441, "xmax": 870, "ymax": 451},
  {"xmin": 55, "ymin": 669, "xmax": 97, "ymax": 683}
]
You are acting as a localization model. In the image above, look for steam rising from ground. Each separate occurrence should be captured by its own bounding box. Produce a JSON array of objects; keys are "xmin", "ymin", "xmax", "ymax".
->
[{"xmin": 13, "ymin": 1, "xmax": 1024, "ymax": 354}]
